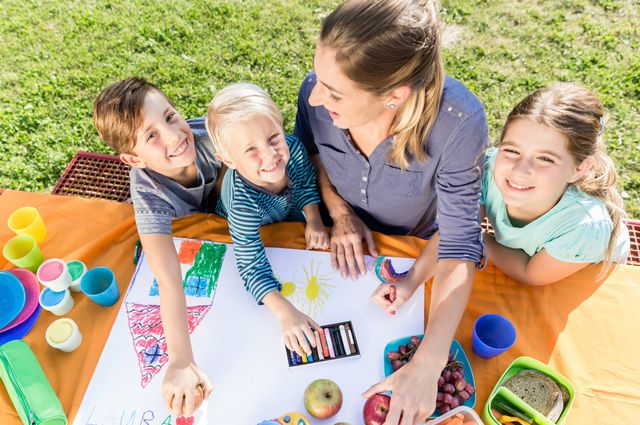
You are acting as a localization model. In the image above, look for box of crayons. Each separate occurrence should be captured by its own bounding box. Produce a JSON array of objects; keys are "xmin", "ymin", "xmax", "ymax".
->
[{"xmin": 285, "ymin": 320, "xmax": 360, "ymax": 367}]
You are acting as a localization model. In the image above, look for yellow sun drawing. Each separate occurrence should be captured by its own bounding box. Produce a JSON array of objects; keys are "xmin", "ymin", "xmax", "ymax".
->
[
  {"xmin": 298, "ymin": 259, "xmax": 336, "ymax": 319},
  {"xmin": 277, "ymin": 272, "xmax": 302, "ymax": 304}
]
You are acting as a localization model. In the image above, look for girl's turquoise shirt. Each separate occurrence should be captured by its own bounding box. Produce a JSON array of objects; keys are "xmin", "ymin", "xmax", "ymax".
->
[{"xmin": 481, "ymin": 148, "xmax": 630, "ymax": 263}]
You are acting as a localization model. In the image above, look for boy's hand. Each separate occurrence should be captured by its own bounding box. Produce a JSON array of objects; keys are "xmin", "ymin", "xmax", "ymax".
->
[
  {"xmin": 279, "ymin": 304, "xmax": 323, "ymax": 357},
  {"xmin": 371, "ymin": 274, "xmax": 423, "ymax": 315},
  {"xmin": 162, "ymin": 361, "xmax": 213, "ymax": 417},
  {"xmin": 305, "ymin": 220, "xmax": 330, "ymax": 250}
]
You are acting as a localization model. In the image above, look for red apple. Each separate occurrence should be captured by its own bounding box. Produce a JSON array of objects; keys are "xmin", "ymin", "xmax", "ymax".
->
[
  {"xmin": 303, "ymin": 379, "xmax": 343, "ymax": 419},
  {"xmin": 363, "ymin": 394, "xmax": 391, "ymax": 425}
]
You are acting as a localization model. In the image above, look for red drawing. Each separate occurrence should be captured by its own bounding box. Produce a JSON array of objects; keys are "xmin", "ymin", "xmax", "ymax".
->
[
  {"xmin": 178, "ymin": 240, "xmax": 203, "ymax": 265},
  {"xmin": 176, "ymin": 416, "xmax": 195, "ymax": 425},
  {"xmin": 126, "ymin": 303, "xmax": 211, "ymax": 387}
]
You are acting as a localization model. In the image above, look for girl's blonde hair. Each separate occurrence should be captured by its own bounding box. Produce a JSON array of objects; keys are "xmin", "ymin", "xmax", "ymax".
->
[
  {"xmin": 501, "ymin": 83, "xmax": 627, "ymax": 266},
  {"xmin": 319, "ymin": 0, "xmax": 444, "ymax": 169},
  {"xmin": 205, "ymin": 82, "xmax": 283, "ymax": 159}
]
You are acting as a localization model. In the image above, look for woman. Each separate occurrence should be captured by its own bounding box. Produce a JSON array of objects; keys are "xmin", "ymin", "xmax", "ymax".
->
[{"xmin": 294, "ymin": 1, "xmax": 488, "ymax": 423}]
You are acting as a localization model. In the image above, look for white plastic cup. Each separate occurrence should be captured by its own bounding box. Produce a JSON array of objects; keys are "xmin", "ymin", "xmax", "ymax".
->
[
  {"xmin": 37, "ymin": 258, "xmax": 72, "ymax": 292},
  {"xmin": 39, "ymin": 288, "xmax": 74, "ymax": 316},
  {"xmin": 67, "ymin": 260, "xmax": 87, "ymax": 292},
  {"xmin": 46, "ymin": 318, "xmax": 82, "ymax": 352}
]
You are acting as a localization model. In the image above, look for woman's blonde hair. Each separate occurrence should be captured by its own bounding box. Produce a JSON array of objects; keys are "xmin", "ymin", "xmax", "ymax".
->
[
  {"xmin": 205, "ymin": 82, "xmax": 283, "ymax": 159},
  {"xmin": 320, "ymin": 0, "xmax": 444, "ymax": 169},
  {"xmin": 501, "ymin": 83, "xmax": 627, "ymax": 267}
]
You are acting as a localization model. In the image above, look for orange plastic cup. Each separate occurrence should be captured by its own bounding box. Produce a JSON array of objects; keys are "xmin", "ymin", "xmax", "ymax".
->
[{"xmin": 7, "ymin": 206, "xmax": 47, "ymax": 244}]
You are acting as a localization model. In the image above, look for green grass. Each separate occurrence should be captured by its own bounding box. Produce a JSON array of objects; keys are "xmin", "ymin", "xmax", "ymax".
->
[{"xmin": 1, "ymin": 0, "xmax": 638, "ymax": 216}]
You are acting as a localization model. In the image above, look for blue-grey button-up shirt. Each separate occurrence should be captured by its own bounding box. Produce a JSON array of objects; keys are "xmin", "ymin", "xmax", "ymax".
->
[{"xmin": 295, "ymin": 73, "xmax": 488, "ymax": 264}]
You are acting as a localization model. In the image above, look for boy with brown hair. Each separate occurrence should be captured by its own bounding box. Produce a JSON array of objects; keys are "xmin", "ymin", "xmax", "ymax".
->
[{"xmin": 94, "ymin": 77, "xmax": 221, "ymax": 416}]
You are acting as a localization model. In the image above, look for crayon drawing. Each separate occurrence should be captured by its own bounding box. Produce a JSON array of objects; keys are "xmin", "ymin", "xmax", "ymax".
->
[
  {"xmin": 277, "ymin": 259, "xmax": 336, "ymax": 319},
  {"xmin": 74, "ymin": 242, "xmax": 421, "ymax": 425},
  {"xmin": 298, "ymin": 259, "xmax": 336, "ymax": 319},
  {"xmin": 126, "ymin": 239, "xmax": 227, "ymax": 307},
  {"xmin": 126, "ymin": 303, "xmax": 211, "ymax": 387}
]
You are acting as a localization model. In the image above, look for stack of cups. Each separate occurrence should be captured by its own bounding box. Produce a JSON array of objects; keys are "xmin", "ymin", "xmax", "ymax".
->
[
  {"xmin": 37, "ymin": 259, "xmax": 74, "ymax": 316},
  {"xmin": 3, "ymin": 206, "xmax": 48, "ymax": 273}
]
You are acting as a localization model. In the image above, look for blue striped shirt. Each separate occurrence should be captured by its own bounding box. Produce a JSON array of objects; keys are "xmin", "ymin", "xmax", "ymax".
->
[{"xmin": 216, "ymin": 135, "xmax": 321, "ymax": 303}]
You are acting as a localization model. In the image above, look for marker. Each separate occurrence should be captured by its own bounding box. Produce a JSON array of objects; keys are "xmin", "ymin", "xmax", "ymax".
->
[
  {"xmin": 324, "ymin": 328, "xmax": 336, "ymax": 358},
  {"xmin": 319, "ymin": 329, "xmax": 330, "ymax": 358},
  {"xmin": 133, "ymin": 240, "xmax": 142, "ymax": 265},
  {"xmin": 314, "ymin": 331, "xmax": 325, "ymax": 360},
  {"xmin": 345, "ymin": 323, "xmax": 357, "ymax": 354},
  {"xmin": 339, "ymin": 325, "xmax": 351, "ymax": 356}
]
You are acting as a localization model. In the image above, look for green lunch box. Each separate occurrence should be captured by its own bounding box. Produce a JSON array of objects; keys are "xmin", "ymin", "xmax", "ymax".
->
[
  {"xmin": 0, "ymin": 340, "xmax": 67, "ymax": 425},
  {"xmin": 482, "ymin": 356, "xmax": 575, "ymax": 425}
]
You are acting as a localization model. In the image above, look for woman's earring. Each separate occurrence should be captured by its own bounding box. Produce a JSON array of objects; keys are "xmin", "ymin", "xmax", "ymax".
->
[{"xmin": 385, "ymin": 104, "xmax": 396, "ymax": 109}]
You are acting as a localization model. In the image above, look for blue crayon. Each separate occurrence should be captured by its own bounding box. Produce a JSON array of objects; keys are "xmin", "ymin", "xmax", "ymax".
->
[
  {"xmin": 296, "ymin": 352, "xmax": 303, "ymax": 364},
  {"xmin": 289, "ymin": 349, "xmax": 297, "ymax": 366},
  {"xmin": 305, "ymin": 337, "xmax": 314, "ymax": 362}
]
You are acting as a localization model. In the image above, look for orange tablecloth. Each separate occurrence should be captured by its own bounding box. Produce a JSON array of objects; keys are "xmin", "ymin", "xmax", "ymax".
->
[{"xmin": 1, "ymin": 189, "xmax": 639, "ymax": 424}]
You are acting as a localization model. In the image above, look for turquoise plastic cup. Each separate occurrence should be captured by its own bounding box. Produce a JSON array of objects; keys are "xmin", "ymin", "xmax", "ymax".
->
[{"xmin": 80, "ymin": 267, "xmax": 119, "ymax": 307}]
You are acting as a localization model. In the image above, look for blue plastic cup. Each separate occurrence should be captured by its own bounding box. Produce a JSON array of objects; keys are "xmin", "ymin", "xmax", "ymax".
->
[
  {"xmin": 80, "ymin": 267, "xmax": 119, "ymax": 307},
  {"xmin": 472, "ymin": 313, "xmax": 516, "ymax": 359}
]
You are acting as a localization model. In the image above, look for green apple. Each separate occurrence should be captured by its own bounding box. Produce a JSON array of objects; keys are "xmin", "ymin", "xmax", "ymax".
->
[{"xmin": 303, "ymin": 379, "xmax": 343, "ymax": 419}]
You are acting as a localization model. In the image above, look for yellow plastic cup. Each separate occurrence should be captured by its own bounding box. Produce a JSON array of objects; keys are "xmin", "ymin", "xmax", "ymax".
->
[
  {"xmin": 7, "ymin": 206, "xmax": 47, "ymax": 244},
  {"xmin": 2, "ymin": 235, "xmax": 44, "ymax": 272}
]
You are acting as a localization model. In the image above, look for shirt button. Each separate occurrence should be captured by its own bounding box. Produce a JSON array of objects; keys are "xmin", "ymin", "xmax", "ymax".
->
[
  {"xmin": 447, "ymin": 106, "xmax": 452, "ymax": 112},
  {"xmin": 364, "ymin": 162, "xmax": 369, "ymax": 168},
  {"xmin": 360, "ymin": 189, "xmax": 366, "ymax": 194},
  {"xmin": 458, "ymin": 112, "xmax": 463, "ymax": 117},
  {"xmin": 362, "ymin": 176, "xmax": 368, "ymax": 182},
  {"xmin": 361, "ymin": 199, "xmax": 367, "ymax": 205}
]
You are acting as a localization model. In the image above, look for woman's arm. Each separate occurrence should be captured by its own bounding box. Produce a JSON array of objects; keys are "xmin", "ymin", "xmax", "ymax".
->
[
  {"xmin": 484, "ymin": 234, "xmax": 589, "ymax": 285},
  {"xmin": 364, "ymin": 259, "xmax": 475, "ymax": 424}
]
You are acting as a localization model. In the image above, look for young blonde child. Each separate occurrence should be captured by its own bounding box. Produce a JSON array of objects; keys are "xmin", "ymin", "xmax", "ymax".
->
[
  {"xmin": 206, "ymin": 82, "xmax": 329, "ymax": 357},
  {"xmin": 371, "ymin": 83, "xmax": 630, "ymax": 312}
]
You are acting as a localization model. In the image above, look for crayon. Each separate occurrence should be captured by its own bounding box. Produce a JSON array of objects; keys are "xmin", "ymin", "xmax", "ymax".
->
[
  {"xmin": 304, "ymin": 337, "xmax": 314, "ymax": 362},
  {"xmin": 314, "ymin": 331, "xmax": 325, "ymax": 360},
  {"xmin": 296, "ymin": 352, "xmax": 303, "ymax": 364},
  {"xmin": 301, "ymin": 352, "xmax": 308, "ymax": 363},
  {"xmin": 388, "ymin": 285, "xmax": 397, "ymax": 315},
  {"xmin": 345, "ymin": 322, "xmax": 357, "ymax": 354},
  {"xmin": 331, "ymin": 327, "xmax": 344, "ymax": 356},
  {"xmin": 324, "ymin": 328, "xmax": 336, "ymax": 358},
  {"xmin": 339, "ymin": 325, "xmax": 351, "ymax": 356},
  {"xmin": 318, "ymin": 329, "xmax": 330, "ymax": 358},
  {"xmin": 289, "ymin": 349, "xmax": 297, "ymax": 366}
]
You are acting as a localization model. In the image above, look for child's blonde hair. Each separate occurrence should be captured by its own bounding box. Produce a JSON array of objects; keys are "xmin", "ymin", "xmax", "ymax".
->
[
  {"xmin": 320, "ymin": 0, "xmax": 444, "ymax": 169},
  {"xmin": 205, "ymin": 82, "xmax": 283, "ymax": 159},
  {"xmin": 501, "ymin": 83, "xmax": 627, "ymax": 266}
]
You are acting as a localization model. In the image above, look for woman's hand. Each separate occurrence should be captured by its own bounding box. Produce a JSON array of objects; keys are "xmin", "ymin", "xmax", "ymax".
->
[
  {"xmin": 330, "ymin": 211, "xmax": 378, "ymax": 279},
  {"xmin": 162, "ymin": 361, "xmax": 213, "ymax": 417},
  {"xmin": 362, "ymin": 355, "xmax": 439, "ymax": 425}
]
